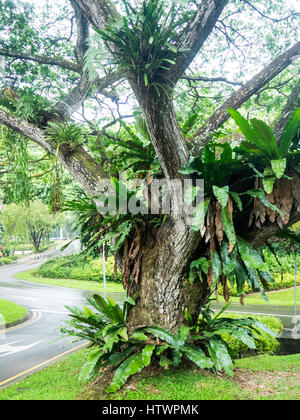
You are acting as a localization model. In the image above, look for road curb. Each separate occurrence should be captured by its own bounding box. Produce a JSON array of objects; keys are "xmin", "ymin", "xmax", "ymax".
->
[{"xmin": 1, "ymin": 310, "xmax": 31, "ymax": 330}]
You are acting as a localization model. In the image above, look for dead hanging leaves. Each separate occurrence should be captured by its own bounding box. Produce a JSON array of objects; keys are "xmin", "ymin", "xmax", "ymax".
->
[
  {"xmin": 202, "ymin": 197, "xmax": 235, "ymax": 290},
  {"xmin": 249, "ymin": 175, "xmax": 298, "ymax": 229}
]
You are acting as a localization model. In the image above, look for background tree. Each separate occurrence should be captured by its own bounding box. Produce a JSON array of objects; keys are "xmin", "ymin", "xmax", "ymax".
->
[
  {"xmin": 0, "ymin": 200, "xmax": 61, "ymax": 252},
  {"xmin": 0, "ymin": 0, "xmax": 299, "ymax": 331}
]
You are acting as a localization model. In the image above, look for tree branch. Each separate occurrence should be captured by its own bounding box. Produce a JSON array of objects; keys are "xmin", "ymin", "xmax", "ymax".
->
[
  {"xmin": 194, "ymin": 41, "xmax": 300, "ymax": 145},
  {"xmin": 73, "ymin": 0, "xmax": 119, "ymax": 30},
  {"xmin": 0, "ymin": 108, "xmax": 105, "ymax": 196},
  {"xmin": 170, "ymin": 0, "xmax": 228, "ymax": 82},
  {"xmin": 181, "ymin": 74, "xmax": 242, "ymax": 86},
  {"xmin": 0, "ymin": 48, "xmax": 81, "ymax": 73}
]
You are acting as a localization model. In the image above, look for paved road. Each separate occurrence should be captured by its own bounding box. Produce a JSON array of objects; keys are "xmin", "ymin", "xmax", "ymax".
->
[{"xmin": 0, "ymin": 260, "xmax": 124, "ymax": 389}]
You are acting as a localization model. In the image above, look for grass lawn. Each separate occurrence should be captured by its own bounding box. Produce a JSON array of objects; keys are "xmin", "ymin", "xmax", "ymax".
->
[
  {"xmin": 1, "ymin": 348, "xmax": 299, "ymax": 400},
  {"xmin": 218, "ymin": 286, "xmax": 300, "ymax": 306},
  {"xmin": 0, "ymin": 299, "xmax": 28, "ymax": 325},
  {"xmin": 15, "ymin": 269, "xmax": 125, "ymax": 294}
]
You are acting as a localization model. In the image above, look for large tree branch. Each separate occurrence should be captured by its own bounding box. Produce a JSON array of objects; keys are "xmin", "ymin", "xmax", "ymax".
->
[
  {"xmin": 73, "ymin": 0, "xmax": 119, "ymax": 30},
  {"xmin": 0, "ymin": 48, "xmax": 81, "ymax": 73},
  {"xmin": 169, "ymin": 0, "xmax": 228, "ymax": 83},
  {"xmin": 194, "ymin": 41, "xmax": 300, "ymax": 145},
  {"xmin": 181, "ymin": 74, "xmax": 242, "ymax": 87},
  {"xmin": 53, "ymin": 69, "xmax": 122, "ymax": 119},
  {"xmin": 71, "ymin": 0, "xmax": 90, "ymax": 66},
  {"xmin": 245, "ymin": 208, "xmax": 300, "ymax": 248},
  {"xmin": 0, "ymin": 108, "xmax": 105, "ymax": 196}
]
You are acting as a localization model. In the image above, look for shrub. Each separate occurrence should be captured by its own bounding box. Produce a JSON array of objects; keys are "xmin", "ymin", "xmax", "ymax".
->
[
  {"xmin": 222, "ymin": 313, "xmax": 283, "ymax": 357},
  {"xmin": 0, "ymin": 256, "xmax": 18, "ymax": 265},
  {"xmin": 61, "ymin": 298, "xmax": 278, "ymax": 393},
  {"xmin": 38, "ymin": 254, "xmax": 121, "ymax": 283}
]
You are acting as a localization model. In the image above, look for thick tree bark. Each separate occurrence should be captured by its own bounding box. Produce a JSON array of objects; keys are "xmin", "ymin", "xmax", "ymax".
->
[{"xmin": 127, "ymin": 218, "xmax": 204, "ymax": 331}]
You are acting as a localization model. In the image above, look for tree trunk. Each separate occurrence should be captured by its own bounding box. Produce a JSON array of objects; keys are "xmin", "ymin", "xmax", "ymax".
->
[{"xmin": 127, "ymin": 217, "xmax": 206, "ymax": 331}]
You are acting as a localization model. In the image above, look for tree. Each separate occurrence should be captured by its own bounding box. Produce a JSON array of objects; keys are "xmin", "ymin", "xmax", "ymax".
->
[
  {"xmin": 0, "ymin": 200, "xmax": 60, "ymax": 252},
  {"xmin": 0, "ymin": 0, "xmax": 299, "ymax": 330}
]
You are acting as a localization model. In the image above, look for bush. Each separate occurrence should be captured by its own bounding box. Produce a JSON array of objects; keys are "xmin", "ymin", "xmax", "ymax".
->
[
  {"xmin": 222, "ymin": 313, "xmax": 283, "ymax": 357},
  {"xmin": 0, "ymin": 256, "xmax": 18, "ymax": 265},
  {"xmin": 37, "ymin": 254, "xmax": 121, "ymax": 283},
  {"xmin": 61, "ymin": 298, "xmax": 279, "ymax": 393}
]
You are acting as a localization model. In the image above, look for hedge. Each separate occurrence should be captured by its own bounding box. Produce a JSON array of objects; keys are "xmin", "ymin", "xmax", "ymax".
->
[
  {"xmin": 0, "ymin": 256, "xmax": 18, "ymax": 266},
  {"xmin": 223, "ymin": 313, "xmax": 283, "ymax": 357},
  {"xmin": 37, "ymin": 254, "xmax": 121, "ymax": 283}
]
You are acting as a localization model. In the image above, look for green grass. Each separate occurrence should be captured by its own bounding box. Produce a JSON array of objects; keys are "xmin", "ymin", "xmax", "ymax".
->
[
  {"xmin": 14, "ymin": 269, "xmax": 125, "ymax": 294},
  {"xmin": 0, "ymin": 299, "xmax": 28, "ymax": 325},
  {"xmin": 0, "ymin": 349, "xmax": 91, "ymax": 400},
  {"xmin": 235, "ymin": 353, "xmax": 300, "ymax": 372},
  {"xmin": 219, "ymin": 286, "xmax": 300, "ymax": 306},
  {"xmin": 1, "ymin": 349, "xmax": 300, "ymax": 401}
]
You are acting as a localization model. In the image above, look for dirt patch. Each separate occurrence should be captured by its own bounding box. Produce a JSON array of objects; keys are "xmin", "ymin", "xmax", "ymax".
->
[{"xmin": 233, "ymin": 368, "xmax": 300, "ymax": 398}]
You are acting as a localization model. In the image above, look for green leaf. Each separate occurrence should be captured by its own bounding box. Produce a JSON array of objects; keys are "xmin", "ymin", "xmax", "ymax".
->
[
  {"xmin": 228, "ymin": 329, "xmax": 256, "ymax": 350},
  {"xmin": 206, "ymin": 338, "xmax": 233, "ymax": 376},
  {"xmin": 221, "ymin": 207, "xmax": 236, "ymax": 246},
  {"xmin": 181, "ymin": 344, "xmax": 214, "ymax": 369},
  {"xmin": 123, "ymin": 297, "xmax": 136, "ymax": 307},
  {"xmin": 173, "ymin": 348, "xmax": 182, "ymax": 366},
  {"xmin": 230, "ymin": 192, "xmax": 243, "ymax": 212},
  {"xmin": 237, "ymin": 237, "xmax": 268, "ymax": 271},
  {"xmin": 144, "ymin": 73, "xmax": 148, "ymax": 87},
  {"xmin": 159, "ymin": 354, "xmax": 173, "ymax": 369},
  {"xmin": 271, "ymin": 158, "xmax": 286, "ymax": 179},
  {"xmin": 142, "ymin": 344, "xmax": 156, "ymax": 367},
  {"xmin": 279, "ymin": 107, "xmax": 300, "ymax": 157},
  {"xmin": 156, "ymin": 343, "xmax": 169, "ymax": 356},
  {"xmin": 252, "ymin": 320, "xmax": 277, "ymax": 337},
  {"xmin": 244, "ymin": 189, "xmax": 282, "ymax": 214},
  {"xmin": 145, "ymin": 326, "xmax": 177, "ymax": 347},
  {"xmin": 220, "ymin": 242, "xmax": 236, "ymax": 275},
  {"xmin": 106, "ymin": 347, "xmax": 136, "ymax": 367},
  {"xmin": 106, "ymin": 352, "xmax": 145, "ymax": 393},
  {"xmin": 130, "ymin": 331, "xmax": 148, "ymax": 341},
  {"xmin": 211, "ymin": 251, "xmax": 222, "ymax": 288},
  {"xmin": 250, "ymin": 118, "xmax": 279, "ymax": 158},
  {"xmin": 191, "ymin": 198, "xmax": 210, "ymax": 232},
  {"xmin": 175, "ymin": 324, "xmax": 190, "ymax": 346},
  {"xmin": 79, "ymin": 349, "xmax": 103, "ymax": 382},
  {"xmin": 213, "ymin": 185, "xmax": 229, "ymax": 208},
  {"xmin": 262, "ymin": 175, "xmax": 276, "ymax": 194},
  {"xmin": 227, "ymin": 109, "xmax": 257, "ymax": 145},
  {"xmin": 185, "ymin": 308, "xmax": 193, "ymax": 325}
]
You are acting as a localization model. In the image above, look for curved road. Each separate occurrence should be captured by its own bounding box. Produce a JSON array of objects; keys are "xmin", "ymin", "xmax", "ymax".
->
[{"xmin": 0, "ymin": 260, "xmax": 124, "ymax": 389}]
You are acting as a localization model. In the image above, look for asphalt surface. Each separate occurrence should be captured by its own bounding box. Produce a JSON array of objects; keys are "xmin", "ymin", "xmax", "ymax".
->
[{"xmin": 0, "ymin": 259, "xmax": 124, "ymax": 389}]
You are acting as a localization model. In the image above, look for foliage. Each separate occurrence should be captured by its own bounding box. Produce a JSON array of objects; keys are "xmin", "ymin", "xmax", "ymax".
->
[
  {"xmin": 182, "ymin": 109, "xmax": 300, "ymax": 303},
  {"xmin": 0, "ymin": 200, "xmax": 61, "ymax": 252},
  {"xmin": 221, "ymin": 313, "xmax": 283, "ymax": 356},
  {"xmin": 38, "ymin": 254, "xmax": 121, "ymax": 283},
  {"xmin": 109, "ymin": 117, "xmax": 158, "ymax": 176},
  {"xmin": 61, "ymin": 297, "xmax": 278, "ymax": 393},
  {"xmin": 98, "ymin": 0, "xmax": 194, "ymax": 94},
  {"xmin": 0, "ymin": 255, "xmax": 18, "ymax": 265}
]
